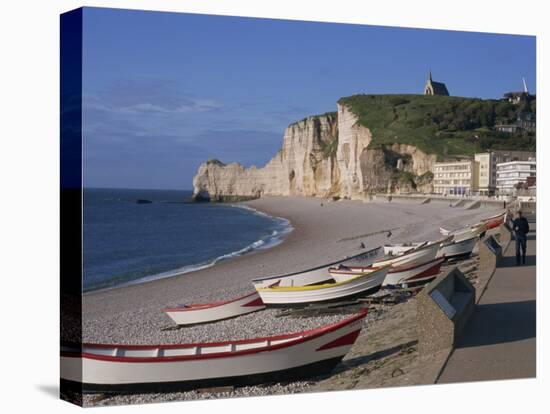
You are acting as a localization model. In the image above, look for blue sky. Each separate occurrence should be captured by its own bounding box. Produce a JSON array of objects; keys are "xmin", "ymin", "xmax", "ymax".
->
[{"xmin": 81, "ymin": 7, "xmax": 536, "ymax": 190}]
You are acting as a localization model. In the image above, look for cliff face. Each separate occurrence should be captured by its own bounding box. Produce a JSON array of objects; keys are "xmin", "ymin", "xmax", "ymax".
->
[{"xmin": 192, "ymin": 104, "xmax": 435, "ymax": 201}]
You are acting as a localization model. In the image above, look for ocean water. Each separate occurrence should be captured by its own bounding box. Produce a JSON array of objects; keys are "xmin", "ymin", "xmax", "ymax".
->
[{"xmin": 83, "ymin": 189, "xmax": 292, "ymax": 292}]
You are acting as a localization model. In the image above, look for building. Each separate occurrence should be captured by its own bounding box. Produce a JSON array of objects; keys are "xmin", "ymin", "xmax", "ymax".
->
[
  {"xmin": 433, "ymin": 160, "xmax": 478, "ymax": 195},
  {"xmin": 475, "ymin": 150, "xmax": 536, "ymax": 195},
  {"xmin": 423, "ymin": 71, "xmax": 449, "ymax": 96},
  {"xmin": 495, "ymin": 113, "xmax": 536, "ymax": 134},
  {"xmin": 504, "ymin": 91, "xmax": 528, "ymax": 105},
  {"xmin": 496, "ymin": 159, "xmax": 536, "ymax": 194},
  {"xmin": 503, "ymin": 77, "xmax": 531, "ymax": 105},
  {"xmin": 495, "ymin": 124, "xmax": 521, "ymax": 134}
]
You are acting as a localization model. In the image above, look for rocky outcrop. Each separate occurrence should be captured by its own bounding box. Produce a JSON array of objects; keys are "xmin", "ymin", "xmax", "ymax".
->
[{"xmin": 192, "ymin": 104, "xmax": 436, "ymax": 201}]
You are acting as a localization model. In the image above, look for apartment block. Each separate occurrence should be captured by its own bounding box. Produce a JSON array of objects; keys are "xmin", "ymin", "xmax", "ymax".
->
[
  {"xmin": 496, "ymin": 159, "xmax": 536, "ymax": 194},
  {"xmin": 433, "ymin": 160, "xmax": 479, "ymax": 195},
  {"xmin": 475, "ymin": 150, "xmax": 535, "ymax": 195}
]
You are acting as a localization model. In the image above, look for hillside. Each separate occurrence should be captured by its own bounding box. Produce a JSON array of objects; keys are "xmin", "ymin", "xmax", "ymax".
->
[
  {"xmin": 338, "ymin": 94, "xmax": 536, "ymax": 160},
  {"xmin": 192, "ymin": 94, "xmax": 536, "ymax": 201}
]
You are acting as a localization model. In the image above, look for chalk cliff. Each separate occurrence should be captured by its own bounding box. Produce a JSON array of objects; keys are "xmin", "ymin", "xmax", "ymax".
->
[{"xmin": 192, "ymin": 104, "xmax": 436, "ymax": 201}]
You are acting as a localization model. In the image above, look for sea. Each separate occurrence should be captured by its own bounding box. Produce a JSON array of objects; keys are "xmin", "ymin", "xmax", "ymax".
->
[{"xmin": 83, "ymin": 188, "xmax": 293, "ymax": 292}]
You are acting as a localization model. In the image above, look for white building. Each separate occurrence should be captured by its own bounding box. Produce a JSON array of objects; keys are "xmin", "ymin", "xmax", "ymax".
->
[
  {"xmin": 433, "ymin": 160, "xmax": 478, "ymax": 196},
  {"xmin": 475, "ymin": 150, "xmax": 535, "ymax": 195},
  {"xmin": 496, "ymin": 159, "xmax": 536, "ymax": 194}
]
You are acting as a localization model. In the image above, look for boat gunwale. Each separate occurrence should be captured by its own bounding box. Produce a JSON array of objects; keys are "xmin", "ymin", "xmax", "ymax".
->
[
  {"xmin": 251, "ymin": 246, "xmax": 381, "ymax": 283},
  {"xmin": 162, "ymin": 291, "xmax": 262, "ymax": 313},
  {"xmin": 61, "ymin": 309, "xmax": 368, "ymax": 363},
  {"xmin": 441, "ymin": 236, "xmax": 479, "ymax": 247},
  {"xmin": 329, "ymin": 257, "xmax": 444, "ymax": 275},
  {"xmin": 256, "ymin": 265, "xmax": 390, "ymax": 292}
]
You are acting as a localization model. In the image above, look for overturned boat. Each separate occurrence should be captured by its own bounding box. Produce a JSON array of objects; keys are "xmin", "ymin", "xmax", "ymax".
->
[
  {"xmin": 251, "ymin": 246, "xmax": 381, "ymax": 289},
  {"xmin": 60, "ymin": 310, "xmax": 369, "ymax": 393},
  {"xmin": 163, "ymin": 291, "xmax": 265, "ymax": 326},
  {"xmin": 255, "ymin": 266, "xmax": 389, "ymax": 306},
  {"xmin": 329, "ymin": 257, "xmax": 445, "ymax": 286}
]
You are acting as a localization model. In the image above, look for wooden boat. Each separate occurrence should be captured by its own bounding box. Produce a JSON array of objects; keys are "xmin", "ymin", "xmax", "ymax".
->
[
  {"xmin": 438, "ymin": 237, "xmax": 477, "ymax": 259},
  {"xmin": 163, "ymin": 291, "xmax": 265, "ymax": 326},
  {"xmin": 255, "ymin": 266, "xmax": 390, "ymax": 306},
  {"xmin": 329, "ymin": 257, "xmax": 445, "ymax": 287},
  {"xmin": 60, "ymin": 310, "xmax": 369, "ymax": 393},
  {"xmin": 439, "ymin": 222, "xmax": 486, "ymax": 242},
  {"xmin": 481, "ymin": 211, "xmax": 507, "ymax": 230},
  {"xmin": 384, "ymin": 236, "xmax": 477, "ymax": 260},
  {"xmin": 251, "ymin": 246, "xmax": 381, "ymax": 289},
  {"xmin": 372, "ymin": 239, "xmax": 444, "ymax": 268},
  {"xmin": 440, "ymin": 211, "xmax": 505, "ymax": 239}
]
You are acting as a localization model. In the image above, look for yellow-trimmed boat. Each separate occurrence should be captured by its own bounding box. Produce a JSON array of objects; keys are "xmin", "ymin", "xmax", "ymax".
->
[{"xmin": 255, "ymin": 265, "xmax": 390, "ymax": 305}]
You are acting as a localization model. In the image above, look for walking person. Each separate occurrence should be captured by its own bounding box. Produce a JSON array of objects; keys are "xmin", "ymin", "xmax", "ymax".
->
[{"xmin": 512, "ymin": 211, "xmax": 530, "ymax": 266}]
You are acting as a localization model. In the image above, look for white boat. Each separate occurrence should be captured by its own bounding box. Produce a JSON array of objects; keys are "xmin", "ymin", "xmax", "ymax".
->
[
  {"xmin": 384, "ymin": 236, "xmax": 477, "ymax": 260},
  {"xmin": 439, "ymin": 222, "xmax": 486, "ymax": 242},
  {"xmin": 251, "ymin": 246, "xmax": 381, "ymax": 289},
  {"xmin": 437, "ymin": 237, "xmax": 477, "ymax": 259},
  {"xmin": 329, "ymin": 257, "xmax": 445, "ymax": 286},
  {"xmin": 373, "ymin": 239, "xmax": 443, "ymax": 268},
  {"xmin": 60, "ymin": 310, "xmax": 369, "ymax": 393},
  {"xmin": 440, "ymin": 211, "xmax": 505, "ymax": 239},
  {"xmin": 255, "ymin": 266, "xmax": 390, "ymax": 305},
  {"xmin": 163, "ymin": 291, "xmax": 265, "ymax": 326},
  {"xmin": 482, "ymin": 211, "xmax": 507, "ymax": 230}
]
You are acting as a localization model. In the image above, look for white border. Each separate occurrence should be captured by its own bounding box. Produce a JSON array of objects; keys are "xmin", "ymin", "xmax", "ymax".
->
[{"xmin": 0, "ymin": 1, "xmax": 546, "ymax": 413}]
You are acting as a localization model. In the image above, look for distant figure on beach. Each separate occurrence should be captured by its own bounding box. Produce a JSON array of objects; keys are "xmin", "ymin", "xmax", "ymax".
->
[
  {"xmin": 359, "ymin": 242, "xmax": 365, "ymax": 249},
  {"xmin": 387, "ymin": 231, "xmax": 392, "ymax": 238},
  {"xmin": 512, "ymin": 211, "xmax": 530, "ymax": 266}
]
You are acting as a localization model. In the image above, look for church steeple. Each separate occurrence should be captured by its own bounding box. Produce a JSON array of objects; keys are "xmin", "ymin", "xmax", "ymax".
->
[{"xmin": 423, "ymin": 70, "xmax": 449, "ymax": 96}]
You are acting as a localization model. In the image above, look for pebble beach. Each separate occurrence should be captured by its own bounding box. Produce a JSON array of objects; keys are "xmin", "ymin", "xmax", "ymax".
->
[{"xmin": 81, "ymin": 196, "xmax": 502, "ymax": 406}]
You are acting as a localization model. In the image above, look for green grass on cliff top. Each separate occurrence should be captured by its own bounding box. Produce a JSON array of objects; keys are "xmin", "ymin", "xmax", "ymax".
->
[{"xmin": 337, "ymin": 94, "xmax": 535, "ymax": 160}]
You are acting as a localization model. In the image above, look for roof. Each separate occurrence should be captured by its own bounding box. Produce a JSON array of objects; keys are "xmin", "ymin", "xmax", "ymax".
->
[
  {"xmin": 430, "ymin": 81, "xmax": 449, "ymax": 96},
  {"xmin": 504, "ymin": 91, "xmax": 527, "ymax": 98}
]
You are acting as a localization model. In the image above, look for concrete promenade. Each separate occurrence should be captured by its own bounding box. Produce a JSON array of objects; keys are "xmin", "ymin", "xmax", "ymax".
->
[{"xmin": 438, "ymin": 219, "xmax": 536, "ymax": 383}]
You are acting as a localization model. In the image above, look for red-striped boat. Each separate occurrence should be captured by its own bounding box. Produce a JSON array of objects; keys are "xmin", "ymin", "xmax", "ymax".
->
[
  {"xmin": 481, "ymin": 211, "xmax": 507, "ymax": 230},
  {"xmin": 60, "ymin": 310, "xmax": 368, "ymax": 393},
  {"xmin": 163, "ymin": 291, "xmax": 265, "ymax": 326},
  {"xmin": 329, "ymin": 257, "xmax": 445, "ymax": 287}
]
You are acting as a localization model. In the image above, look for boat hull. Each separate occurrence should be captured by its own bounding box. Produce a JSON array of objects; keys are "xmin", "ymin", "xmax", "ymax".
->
[
  {"xmin": 385, "ymin": 237, "xmax": 477, "ymax": 260},
  {"xmin": 483, "ymin": 213, "xmax": 506, "ymax": 230},
  {"xmin": 374, "ymin": 241, "xmax": 440, "ymax": 269},
  {"xmin": 163, "ymin": 291, "xmax": 265, "ymax": 326},
  {"xmin": 256, "ymin": 266, "xmax": 389, "ymax": 305},
  {"xmin": 382, "ymin": 257, "xmax": 444, "ymax": 286},
  {"xmin": 252, "ymin": 247, "xmax": 381, "ymax": 289},
  {"xmin": 437, "ymin": 237, "xmax": 477, "ymax": 259},
  {"xmin": 330, "ymin": 258, "xmax": 444, "ymax": 287},
  {"xmin": 61, "ymin": 356, "xmax": 343, "ymax": 394},
  {"xmin": 60, "ymin": 311, "xmax": 367, "ymax": 393}
]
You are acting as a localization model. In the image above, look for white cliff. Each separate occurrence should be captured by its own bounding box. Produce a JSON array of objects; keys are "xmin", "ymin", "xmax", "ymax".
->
[{"xmin": 192, "ymin": 104, "xmax": 435, "ymax": 201}]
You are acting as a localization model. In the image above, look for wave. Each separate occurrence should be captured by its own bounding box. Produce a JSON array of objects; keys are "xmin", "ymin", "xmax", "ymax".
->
[{"xmin": 102, "ymin": 206, "xmax": 294, "ymax": 290}]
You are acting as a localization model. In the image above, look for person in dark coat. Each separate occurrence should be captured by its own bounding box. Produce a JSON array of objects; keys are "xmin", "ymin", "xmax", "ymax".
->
[{"xmin": 512, "ymin": 211, "xmax": 530, "ymax": 265}]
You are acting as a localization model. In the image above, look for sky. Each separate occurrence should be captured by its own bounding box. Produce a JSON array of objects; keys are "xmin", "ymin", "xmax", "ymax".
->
[{"xmin": 81, "ymin": 7, "xmax": 536, "ymax": 190}]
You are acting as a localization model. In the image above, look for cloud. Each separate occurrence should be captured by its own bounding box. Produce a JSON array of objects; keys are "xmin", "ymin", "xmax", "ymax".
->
[
  {"xmin": 81, "ymin": 79, "xmax": 288, "ymax": 188},
  {"xmin": 85, "ymin": 79, "xmax": 222, "ymax": 115}
]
